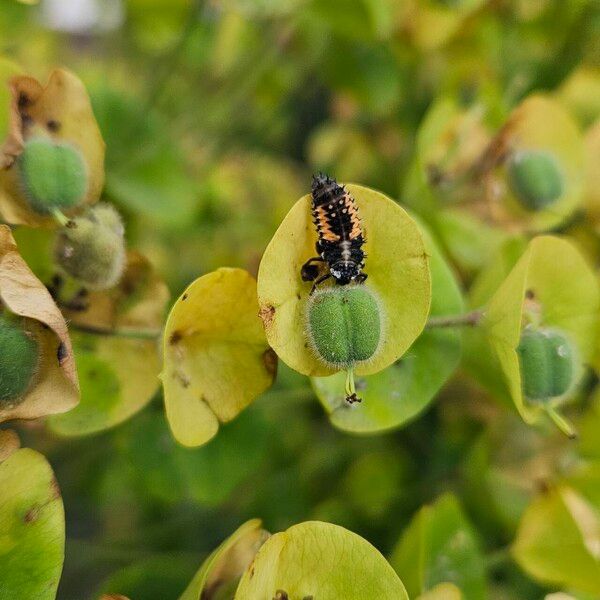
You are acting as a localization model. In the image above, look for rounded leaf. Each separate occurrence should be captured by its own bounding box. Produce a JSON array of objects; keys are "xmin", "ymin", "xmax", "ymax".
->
[
  {"xmin": 0, "ymin": 69, "xmax": 105, "ymax": 226},
  {"xmin": 180, "ymin": 519, "xmax": 269, "ymax": 600},
  {"xmin": 482, "ymin": 236, "xmax": 599, "ymax": 426},
  {"xmin": 312, "ymin": 220, "xmax": 463, "ymax": 433},
  {"xmin": 257, "ymin": 183, "xmax": 430, "ymax": 377},
  {"xmin": 235, "ymin": 521, "xmax": 408, "ymax": 599},
  {"xmin": 162, "ymin": 268, "xmax": 276, "ymax": 447},
  {"xmin": 493, "ymin": 95, "xmax": 585, "ymax": 231},
  {"xmin": 512, "ymin": 486, "xmax": 600, "ymax": 596},
  {"xmin": 48, "ymin": 333, "xmax": 161, "ymax": 436},
  {"xmin": 0, "ymin": 448, "xmax": 65, "ymax": 600}
]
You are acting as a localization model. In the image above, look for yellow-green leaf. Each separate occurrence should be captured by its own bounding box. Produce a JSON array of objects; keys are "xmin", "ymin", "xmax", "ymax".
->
[
  {"xmin": 390, "ymin": 494, "xmax": 486, "ymax": 599},
  {"xmin": 0, "ymin": 448, "xmax": 65, "ymax": 599},
  {"xmin": 512, "ymin": 486, "xmax": 600, "ymax": 596},
  {"xmin": 48, "ymin": 333, "xmax": 160, "ymax": 436},
  {"xmin": 180, "ymin": 519, "xmax": 269, "ymax": 600},
  {"xmin": 257, "ymin": 183, "xmax": 431, "ymax": 377},
  {"xmin": 162, "ymin": 268, "xmax": 276, "ymax": 447},
  {"xmin": 0, "ymin": 69, "xmax": 105, "ymax": 226},
  {"xmin": 493, "ymin": 95, "xmax": 585, "ymax": 231},
  {"xmin": 235, "ymin": 521, "xmax": 408, "ymax": 599},
  {"xmin": 483, "ymin": 236, "xmax": 599, "ymax": 425}
]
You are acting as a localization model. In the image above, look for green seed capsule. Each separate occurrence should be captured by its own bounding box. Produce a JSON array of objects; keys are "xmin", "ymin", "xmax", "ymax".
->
[
  {"xmin": 307, "ymin": 286, "xmax": 381, "ymax": 367},
  {"xmin": 507, "ymin": 150, "xmax": 564, "ymax": 211},
  {"xmin": 517, "ymin": 329, "xmax": 576, "ymax": 401},
  {"xmin": 0, "ymin": 314, "xmax": 39, "ymax": 407},
  {"xmin": 54, "ymin": 203, "xmax": 126, "ymax": 290},
  {"xmin": 17, "ymin": 137, "xmax": 88, "ymax": 215}
]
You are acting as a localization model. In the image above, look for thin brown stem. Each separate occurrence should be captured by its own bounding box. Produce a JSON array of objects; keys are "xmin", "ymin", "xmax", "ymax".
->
[
  {"xmin": 426, "ymin": 310, "xmax": 484, "ymax": 329},
  {"xmin": 68, "ymin": 322, "xmax": 161, "ymax": 340}
]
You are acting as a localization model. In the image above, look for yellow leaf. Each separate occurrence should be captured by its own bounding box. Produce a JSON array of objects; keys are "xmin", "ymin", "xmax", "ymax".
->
[
  {"xmin": 161, "ymin": 268, "xmax": 276, "ymax": 447},
  {"xmin": 257, "ymin": 183, "xmax": 431, "ymax": 377}
]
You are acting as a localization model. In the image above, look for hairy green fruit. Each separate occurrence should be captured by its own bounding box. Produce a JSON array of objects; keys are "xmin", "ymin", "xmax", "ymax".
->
[
  {"xmin": 17, "ymin": 137, "xmax": 88, "ymax": 215},
  {"xmin": 307, "ymin": 286, "xmax": 381, "ymax": 367},
  {"xmin": 54, "ymin": 203, "xmax": 126, "ymax": 290},
  {"xmin": 0, "ymin": 314, "xmax": 39, "ymax": 407},
  {"xmin": 507, "ymin": 150, "xmax": 564, "ymax": 211},
  {"xmin": 517, "ymin": 329, "xmax": 576, "ymax": 401}
]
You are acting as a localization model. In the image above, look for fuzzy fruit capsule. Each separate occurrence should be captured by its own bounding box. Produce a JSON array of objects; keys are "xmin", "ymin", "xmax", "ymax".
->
[
  {"xmin": 54, "ymin": 203, "xmax": 126, "ymax": 290},
  {"xmin": 0, "ymin": 313, "xmax": 39, "ymax": 408},
  {"xmin": 507, "ymin": 150, "xmax": 564, "ymax": 211},
  {"xmin": 307, "ymin": 286, "xmax": 381, "ymax": 368},
  {"xmin": 17, "ymin": 137, "xmax": 88, "ymax": 215},
  {"xmin": 517, "ymin": 329, "xmax": 577, "ymax": 402}
]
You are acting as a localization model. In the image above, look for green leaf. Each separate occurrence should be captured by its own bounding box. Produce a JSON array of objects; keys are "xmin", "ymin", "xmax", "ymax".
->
[
  {"xmin": 257, "ymin": 183, "xmax": 431, "ymax": 377},
  {"xmin": 512, "ymin": 486, "xmax": 600, "ymax": 596},
  {"xmin": 119, "ymin": 407, "xmax": 270, "ymax": 507},
  {"xmin": 235, "ymin": 521, "xmax": 408, "ymax": 599},
  {"xmin": 312, "ymin": 219, "xmax": 463, "ymax": 433},
  {"xmin": 180, "ymin": 519, "xmax": 268, "ymax": 600},
  {"xmin": 162, "ymin": 268, "xmax": 276, "ymax": 447},
  {"xmin": 49, "ymin": 333, "xmax": 160, "ymax": 436},
  {"xmin": 0, "ymin": 448, "xmax": 65, "ymax": 600},
  {"xmin": 390, "ymin": 494, "xmax": 486, "ymax": 599},
  {"xmin": 466, "ymin": 236, "xmax": 600, "ymax": 429}
]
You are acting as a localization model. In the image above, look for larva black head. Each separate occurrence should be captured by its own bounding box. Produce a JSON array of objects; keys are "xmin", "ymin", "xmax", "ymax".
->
[{"xmin": 311, "ymin": 173, "xmax": 336, "ymax": 194}]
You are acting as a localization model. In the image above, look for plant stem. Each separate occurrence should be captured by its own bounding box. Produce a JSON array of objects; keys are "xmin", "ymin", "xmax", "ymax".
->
[
  {"xmin": 69, "ymin": 322, "xmax": 161, "ymax": 340},
  {"xmin": 546, "ymin": 406, "xmax": 577, "ymax": 439},
  {"xmin": 51, "ymin": 207, "xmax": 71, "ymax": 227},
  {"xmin": 426, "ymin": 310, "xmax": 484, "ymax": 329}
]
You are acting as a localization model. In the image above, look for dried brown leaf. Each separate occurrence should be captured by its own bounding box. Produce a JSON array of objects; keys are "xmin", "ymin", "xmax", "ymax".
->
[{"xmin": 0, "ymin": 225, "xmax": 78, "ymax": 422}]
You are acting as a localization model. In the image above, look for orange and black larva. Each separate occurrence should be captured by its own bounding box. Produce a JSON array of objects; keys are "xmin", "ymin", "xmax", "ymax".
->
[{"xmin": 301, "ymin": 174, "xmax": 367, "ymax": 292}]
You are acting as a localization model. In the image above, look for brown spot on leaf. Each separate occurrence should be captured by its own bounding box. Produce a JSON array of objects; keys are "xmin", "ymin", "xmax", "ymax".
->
[
  {"xmin": 24, "ymin": 506, "xmax": 40, "ymax": 523},
  {"xmin": 46, "ymin": 119, "xmax": 60, "ymax": 132},
  {"xmin": 263, "ymin": 348, "xmax": 278, "ymax": 377},
  {"xmin": 50, "ymin": 476, "xmax": 61, "ymax": 500},
  {"xmin": 259, "ymin": 304, "xmax": 275, "ymax": 329},
  {"xmin": 169, "ymin": 330, "xmax": 183, "ymax": 345}
]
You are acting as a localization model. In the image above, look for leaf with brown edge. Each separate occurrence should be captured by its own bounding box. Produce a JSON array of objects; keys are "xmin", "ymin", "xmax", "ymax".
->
[
  {"xmin": 101, "ymin": 595, "xmax": 131, "ymax": 600},
  {"xmin": 0, "ymin": 68, "xmax": 105, "ymax": 226},
  {"xmin": 179, "ymin": 519, "xmax": 269, "ymax": 600},
  {"xmin": 60, "ymin": 250, "xmax": 169, "ymax": 335},
  {"xmin": 0, "ymin": 225, "xmax": 79, "ymax": 422},
  {"xmin": 161, "ymin": 268, "xmax": 276, "ymax": 447},
  {"xmin": 0, "ymin": 428, "xmax": 20, "ymax": 462}
]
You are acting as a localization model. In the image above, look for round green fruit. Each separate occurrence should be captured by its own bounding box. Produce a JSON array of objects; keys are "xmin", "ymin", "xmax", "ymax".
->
[
  {"xmin": 507, "ymin": 150, "xmax": 564, "ymax": 211},
  {"xmin": 517, "ymin": 328, "xmax": 577, "ymax": 402},
  {"xmin": 307, "ymin": 286, "xmax": 381, "ymax": 367},
  {"xmin": 54, "ymin": 203, "xmax": 126, "ymax": 290},
  {"xmin": 17, "ymin": 137, "xmax": 88, "ymax": 215},
  {"xmin": 0, "ymin": 313, "xmax": 39, "ymax": 407}
]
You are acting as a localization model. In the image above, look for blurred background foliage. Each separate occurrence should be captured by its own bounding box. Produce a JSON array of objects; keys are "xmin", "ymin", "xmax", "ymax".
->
[{"xmin": 1, "ymin": 0, "xmax": 599, "ymax": 598}]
